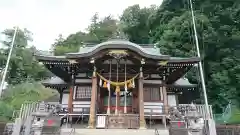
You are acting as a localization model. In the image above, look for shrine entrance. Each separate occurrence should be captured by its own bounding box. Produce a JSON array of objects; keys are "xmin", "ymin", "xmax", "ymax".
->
[
  {"xmin": 98, "ymin": 88, "xmax": 140, "ymax": 129},
  {"xmin": 99, "ymin": 87, "xmax": 137, "ymax": 114}
]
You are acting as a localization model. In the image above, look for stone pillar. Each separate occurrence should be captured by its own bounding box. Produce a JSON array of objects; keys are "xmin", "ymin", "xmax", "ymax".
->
[
  {"xmin": 88, "ymin": 67, "xmax": 97, "ymax": 128},
  {"xmin": 138, "ymin": 67, "xmax": 146, "ymax": 129}
]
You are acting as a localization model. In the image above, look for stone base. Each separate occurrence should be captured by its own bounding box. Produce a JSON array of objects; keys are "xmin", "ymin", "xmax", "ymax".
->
[
  {"xmin": 87, "ymin": 125, "xmax": 95, "ymax": 129},
  {"xmin": 139, "ymin": 127, "xmax": 147, "ymax": 130}
]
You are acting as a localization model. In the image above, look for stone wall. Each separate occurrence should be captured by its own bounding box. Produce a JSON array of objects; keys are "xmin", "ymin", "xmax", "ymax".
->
[
  {"xmin": 0, "ymin": 122, "xmax": 6, "ymax": 135},
  {"xmin": 216, "ymin": 125, "xmax": 240, "ymax": 135}
]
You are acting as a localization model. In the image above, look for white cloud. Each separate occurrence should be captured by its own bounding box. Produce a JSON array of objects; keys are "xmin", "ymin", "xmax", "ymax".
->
[{"xmin": 0, "ymin": 0, "xmax": 163, "ymax": 50}]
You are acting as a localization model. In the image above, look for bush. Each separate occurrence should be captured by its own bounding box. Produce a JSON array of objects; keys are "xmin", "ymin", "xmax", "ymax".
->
[
  {"xmin": 0, "ymin": 82, "xmax": 58, "ymax": 122},
  {"xmin": 0, "ymin": 101, "xmax": 14, "ymax": 122}
]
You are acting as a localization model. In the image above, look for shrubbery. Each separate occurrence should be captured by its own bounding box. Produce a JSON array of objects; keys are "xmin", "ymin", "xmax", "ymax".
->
[{"xmin": 0, "ymin": 82, "xmax": 58, "ymax": 122}]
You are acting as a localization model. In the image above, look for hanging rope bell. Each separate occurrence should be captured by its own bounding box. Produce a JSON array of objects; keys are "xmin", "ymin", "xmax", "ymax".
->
[
  {"xmin": 115, "ymin": 86, "xmax": 120, "ymax": 92},
  {"xmin": 103, "ymin": 81, "xmax": 107, "ymax": 88}
]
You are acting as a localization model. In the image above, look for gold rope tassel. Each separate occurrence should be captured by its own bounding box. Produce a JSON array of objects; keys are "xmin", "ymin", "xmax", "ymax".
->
[
  {"xmin": 115, "ymin": 86, "xmax": 120, "ymax": 93},
  {"xmin": 128, "ymin": 81, "xmax": 133, "ymax": 88}
]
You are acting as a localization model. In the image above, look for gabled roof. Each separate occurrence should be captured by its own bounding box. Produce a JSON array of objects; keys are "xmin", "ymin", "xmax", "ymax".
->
[
  {"xmin": 66, "ymin": 39, "xmax": 169, "ymax": 59},
  {"xmin": 35, "ymin": 39, "xmax": 201, "ymax": 63}
]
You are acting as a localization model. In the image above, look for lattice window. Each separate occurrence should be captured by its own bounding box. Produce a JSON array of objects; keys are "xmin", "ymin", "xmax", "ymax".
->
[
  {"xmin": 75, "ymin": 86, "xmax": 91, "ymax": 99},
  {"xmin": 144, "ymin": 87, "xmax": 161, "ymax": 101}
]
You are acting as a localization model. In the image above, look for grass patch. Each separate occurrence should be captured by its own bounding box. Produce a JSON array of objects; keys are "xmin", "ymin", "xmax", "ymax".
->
[{"xmin": 227, "ymin": 107, "xmax": 240, "ymax": 124}]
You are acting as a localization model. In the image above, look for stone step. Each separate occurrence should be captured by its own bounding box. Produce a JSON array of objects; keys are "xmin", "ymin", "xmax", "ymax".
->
[{"xmin": 61, "ymin": 128, "xmax": 169, "ymax": 135}]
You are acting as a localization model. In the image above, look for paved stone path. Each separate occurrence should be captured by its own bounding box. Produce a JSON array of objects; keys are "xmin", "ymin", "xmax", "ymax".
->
[{"xmin": 61, "ymin": 128, "xmax": 169, "ymax": 135}]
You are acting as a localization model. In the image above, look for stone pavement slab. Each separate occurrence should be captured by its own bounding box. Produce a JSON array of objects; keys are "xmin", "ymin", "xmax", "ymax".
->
[{"xmin": 61, "ymin": 128, "xmax": 169, "ymax": 135}]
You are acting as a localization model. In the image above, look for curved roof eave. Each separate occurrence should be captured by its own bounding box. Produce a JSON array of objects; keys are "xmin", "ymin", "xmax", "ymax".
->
[
  {"xmin": 42, "ymin": 77, "xmax": 67, "ymax": 85},
  {"xmin": 168, "ymin": 57, "xmax": 201, "ymax": 63},
  {"xmin": 172, "ymin": 78, "xmax": 197, "ymax": 88},
  {"xmin": 66, "ymin": 40, "xmax": 170, "ymax": 60},
  {"xmin": 35, "ymin": 55, "xmax": 68, "ymax": 62}
]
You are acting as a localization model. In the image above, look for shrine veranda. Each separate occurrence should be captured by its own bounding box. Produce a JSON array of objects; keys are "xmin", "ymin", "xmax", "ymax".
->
[{"xmin": 36, "ymin": 39, "xmax": 202, "ymax": 129}]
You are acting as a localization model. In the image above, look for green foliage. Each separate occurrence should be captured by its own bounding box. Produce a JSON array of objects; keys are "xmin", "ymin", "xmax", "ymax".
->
[
  {"xmin": 0, "ymin": 28, "xmax": 49, "ymax": 85},
  {"xmin": 120, "ymin": 4, "xmax": 157, "ymax": 44},
  {"xmin": 53, "ymin": 14, "xmax": 119, "ymax": 56},
  {"xmin": 0, "ymin": 82, "xmax": 58, "ymax": 122},
  {"xmin": 0, "ymin": 101, "xmax": 14, "ymax": 122},
  {"xmin": 120, "ymin": 0, "xmax": 240, "ymax": 113},
  {"xmin": 46, "ymin": 0, "xmax": 240, "ymax": 114}
]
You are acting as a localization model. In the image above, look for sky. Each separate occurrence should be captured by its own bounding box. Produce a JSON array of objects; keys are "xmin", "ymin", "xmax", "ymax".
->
[{"xmin": 0, "ymin": 0, "xmax": 163, "ymax": 50}]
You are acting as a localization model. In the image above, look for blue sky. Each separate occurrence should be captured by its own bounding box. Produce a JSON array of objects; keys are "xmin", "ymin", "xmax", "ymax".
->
[{"xmin": 0, "ymin": 0, "xmax": 163, "ymax": 50}]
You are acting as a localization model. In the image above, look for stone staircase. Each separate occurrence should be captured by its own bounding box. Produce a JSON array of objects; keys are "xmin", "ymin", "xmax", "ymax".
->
[{"xmin": 60, "ymin": 128, "xmax": 169, "ymax": 135}]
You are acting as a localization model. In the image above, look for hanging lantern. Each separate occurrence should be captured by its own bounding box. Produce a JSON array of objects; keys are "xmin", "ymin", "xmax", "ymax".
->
[
  {"xmin": 107, "ymin": 81, "xmax": 110, "ymax": 91},
  {"xmin": 115, "ymin": 86, "xmax": 120, "ymax": 92},
  {"xmin": 103, "ymin": 81, "xmax": 107, "ymax": 88},
  {"xmin": 99, "ymin": 78, "xmax": 102, "ymax": 86},
  {"xmin": 132, "ymin": 78, "xmax": 135, "ymax": 88}
]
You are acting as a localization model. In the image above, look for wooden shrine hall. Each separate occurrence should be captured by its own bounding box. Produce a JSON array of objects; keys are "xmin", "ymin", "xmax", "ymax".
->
[{"xmin": 35, "ymin": 39, "xmax": 200, "ymax": 129}]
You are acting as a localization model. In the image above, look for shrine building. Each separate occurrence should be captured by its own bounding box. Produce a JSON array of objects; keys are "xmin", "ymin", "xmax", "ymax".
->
[{"xmin": 35, "ymin": 39, "xmax": 200, "ymax": 129}]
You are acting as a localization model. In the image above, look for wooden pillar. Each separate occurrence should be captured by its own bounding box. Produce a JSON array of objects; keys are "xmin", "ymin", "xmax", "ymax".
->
[
  {"xmin": 107, "ymin": 90, "xmax": 111, "ymax": 114},
  {"xmin": 138, "ymin": 67, "xmax": 146, "ymax": 129},
  {"xmin": 162, "ymin": 86, "xmax": 167, "ymax": 128},
  {"xmin": 88, "ymin": 67, "xmax": 97, "ymax": 128},
  {"xmin": 162, "ymin": 86, "xmax": 168, "ymax": 114},
  {"xmin": 115, "ymin": 91, "xmax": 120, "ymax": 114},
  {"xmin": 68, "ymin": 88, "xmax": 73, "ymax": 113},
  {"xmin": 68, "ymin": 67, "xmax": 75, "ymax": 127},
  {"xmin": 59, "ymin": 89, "xmax": 63, "ymax": 104}
]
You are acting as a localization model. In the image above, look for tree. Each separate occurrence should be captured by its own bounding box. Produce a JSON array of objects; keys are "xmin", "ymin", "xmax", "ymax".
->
[
  {"xmin": 0, "ymin": 28, "xmax": 49, "ymax": 84},
  {"xmin": 148, "ymin": 0, "xmax": 240, "ymax": 112},
  {"xmin": 120, "ymin": 4, "xmax": 157, "ymax": 44},
  {"xmin": 53, "ymin": 14, "xmax": 119, "ymax": 55}
]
